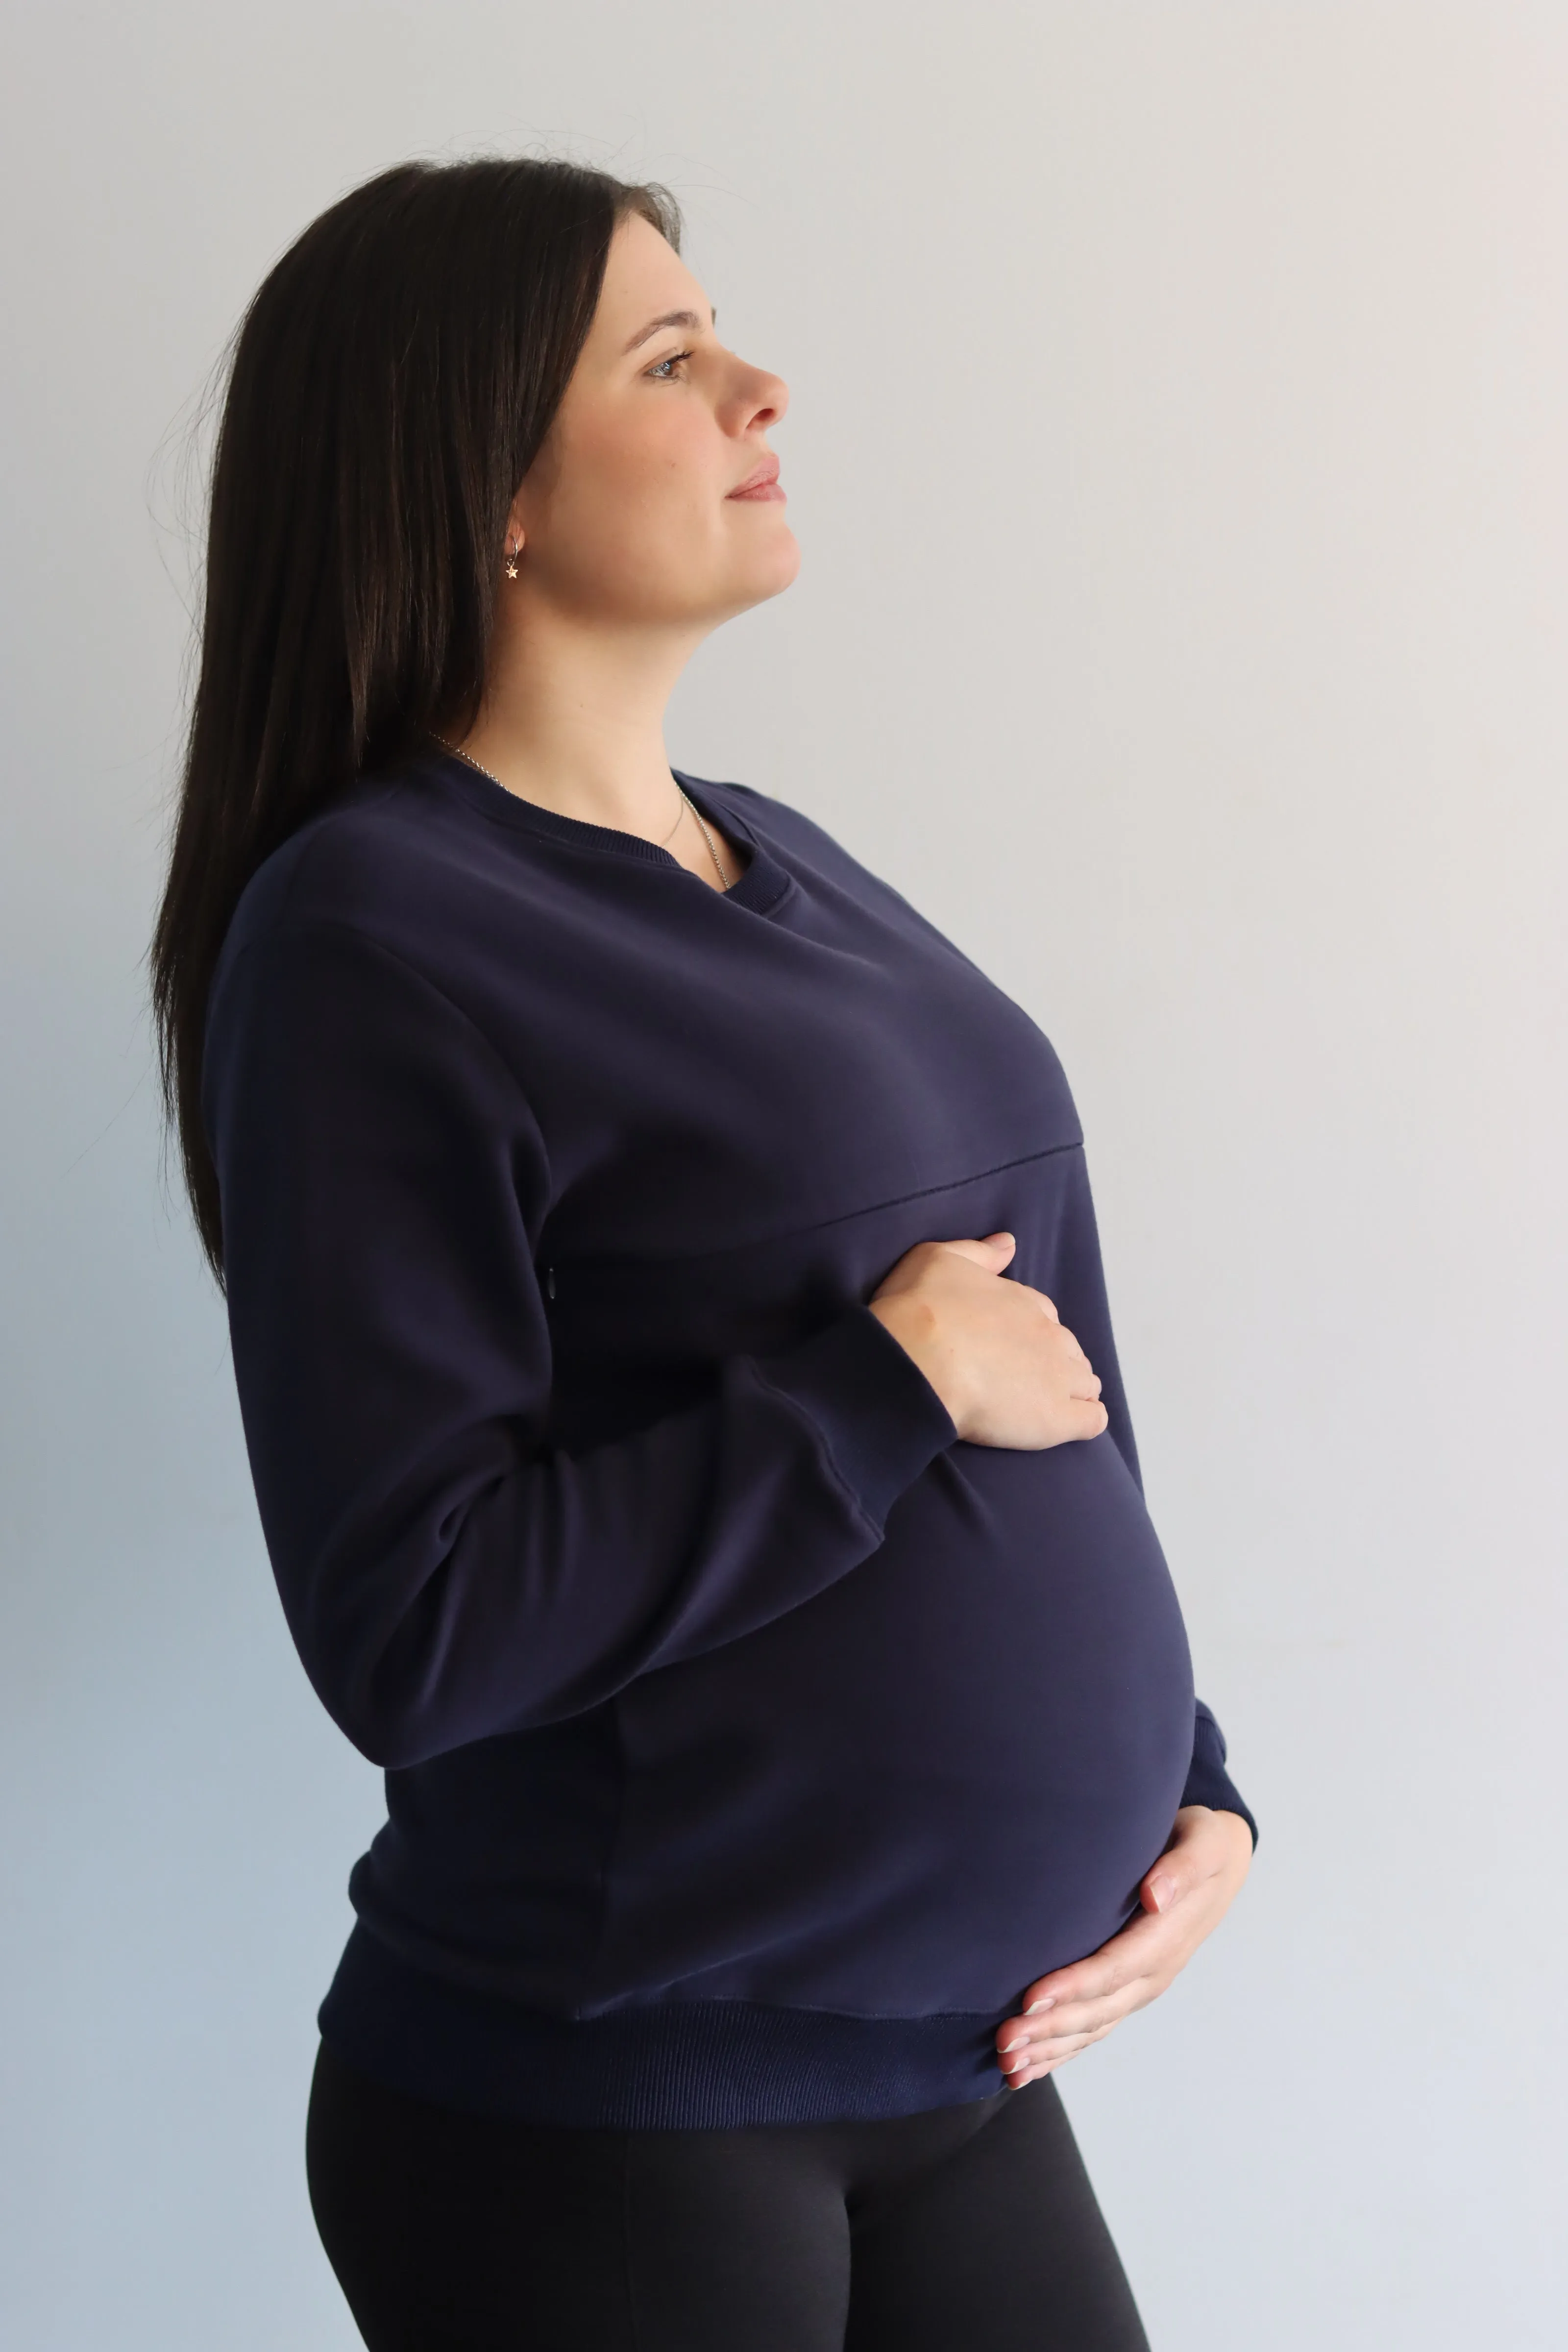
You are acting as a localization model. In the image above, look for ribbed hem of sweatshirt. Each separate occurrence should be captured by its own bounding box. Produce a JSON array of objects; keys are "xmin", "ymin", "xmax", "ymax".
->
[
  {"xmin": 318, "ymin": 1923, "xmax": 1008, "ymax": 2128},
  {"xmin": 757, "ymin": 1299, "xmax": 960, "ymax": 1529}
]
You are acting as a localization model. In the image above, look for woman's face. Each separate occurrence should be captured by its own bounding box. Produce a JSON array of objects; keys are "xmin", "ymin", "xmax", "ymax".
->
[{"xmin": 511, "ymin": 209, "xmax": 799, "ymax": 632}]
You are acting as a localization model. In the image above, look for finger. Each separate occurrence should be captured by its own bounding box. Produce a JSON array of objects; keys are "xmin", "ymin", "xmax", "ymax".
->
[
  {"xmin": 1054, "ymin": 1392, "xmax": 1109, "ymax": 1437},
  {"xmin": 1003, "ymin": 2024, "xmax": 1115, "ymax": 2083},
  {"xmin": 1035, "ymin": 1292, "xmax": 1061, "ymax": 1323},
  {"xmin": 1013, "ymin": 1901, "xmax": 1181, "ymax": 2018},
  {"xmin": 936, "ymin": 1234, "xmax": 1014, "ymax": 1268},
  {"xmin": 1001, "ymin": 1976, "xmax": 1124, "ymax": 2051},
  {"xmin": 1002, "ymin": 2051, "xmax": 1078, "ymax": 2086},
  {"xmin": 1001, "ymin": 2030, "xmax": 1102, "ymax": 2076},
  {"xmin": 1018, "ymin": 1966, "xmax": 1104, "ymax": 2017},
  {"xmin": 1028, "ymin": 2009, "xmax": 1137, "ymax": 2055},
  {"xmin": 1025, "ymin": 1984, "xmax": 1147, "ymax": 2036},
  {"xmin": 1020, "ymin": 1927, "xmax": 1163, "ymax": 2015},
  {"xmin": 1006, "ymin": 2004, "xmax": 1128, "ymax": 2060},
  {"xmin": 1001, "ymin": 1983, "xmax": 1148, "ymax": 2053},
  {"xmin": 1141, "ymin": 1862, "xmax": 1191, "ymax": 1914},
  {"xmin": 1027, "ymin": 2023, "xmax": 1116, "ymax": 2064},
  {"xmin": 1139, "ymin": 1824, "xmax": 1219, "ymax": 1914}
]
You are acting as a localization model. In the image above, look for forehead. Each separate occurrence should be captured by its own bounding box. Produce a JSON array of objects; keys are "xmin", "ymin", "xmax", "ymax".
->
[{"xmin": 588, "ymin": 210, "xmax": 710, "ymax": 353}]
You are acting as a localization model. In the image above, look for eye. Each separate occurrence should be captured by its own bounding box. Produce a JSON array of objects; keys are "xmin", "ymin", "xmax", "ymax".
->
[{"xmin": 646, "ymin": 347, "xmax": 694, "ymax": 381}]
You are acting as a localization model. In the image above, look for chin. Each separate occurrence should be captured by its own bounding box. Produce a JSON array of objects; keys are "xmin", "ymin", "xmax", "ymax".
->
[
  {"xmin": 665, "ymin": 530, "xmax": 802, "ymax": 628},
  {"xmin": 746, "ymin": 528, "xmax": 803, "ymax": 602}
]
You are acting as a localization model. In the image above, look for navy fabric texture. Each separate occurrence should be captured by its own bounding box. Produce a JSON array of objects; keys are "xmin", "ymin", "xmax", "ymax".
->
[{"xmin": 202, "ymin": 742, "xmax": 1255, "ymax": 2127}]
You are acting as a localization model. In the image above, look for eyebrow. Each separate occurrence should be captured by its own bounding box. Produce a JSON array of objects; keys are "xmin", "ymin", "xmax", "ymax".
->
[{"xmin": 621, "ymin": 305, "xmax": 716, "ymax": 355}]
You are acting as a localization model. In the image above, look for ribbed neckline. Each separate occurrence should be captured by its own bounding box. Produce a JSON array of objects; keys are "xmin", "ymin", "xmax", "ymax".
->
[{"xmin": 416, "ymin": 740, "xmax": 794, "ymax": 917}]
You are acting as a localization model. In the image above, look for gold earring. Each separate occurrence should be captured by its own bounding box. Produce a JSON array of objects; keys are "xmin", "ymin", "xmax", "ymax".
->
[{"xmin": 504, "ymin": 542, "xmax": 521, "ymax": 580}]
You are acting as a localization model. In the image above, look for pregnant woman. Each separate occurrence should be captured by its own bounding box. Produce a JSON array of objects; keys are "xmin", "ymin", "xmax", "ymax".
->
[{"xmin": 151, "ymin": 156, "xmax": 1255, "ymax": 2350}]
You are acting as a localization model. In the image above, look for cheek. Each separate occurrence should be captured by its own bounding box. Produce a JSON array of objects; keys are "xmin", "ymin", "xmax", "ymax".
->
[{"xmin": 543, "ymin": 420, "xmax": 725, "ymax": 599}]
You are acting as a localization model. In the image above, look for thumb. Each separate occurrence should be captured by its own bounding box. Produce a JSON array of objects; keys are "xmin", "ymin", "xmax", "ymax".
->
[
  {"xmin": 1140, "ymin": 1846, "xmax": 1196, "ymax": 1915},
  {"xmin": 935, "ymin": 1231, "xmax": 1016, "ymax": 1269}
]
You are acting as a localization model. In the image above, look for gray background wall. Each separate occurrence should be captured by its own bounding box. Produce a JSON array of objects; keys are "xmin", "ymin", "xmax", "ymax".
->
[{"xmin": 3, "ymin": 4, "xmax": 1564, "ymax": 2345}]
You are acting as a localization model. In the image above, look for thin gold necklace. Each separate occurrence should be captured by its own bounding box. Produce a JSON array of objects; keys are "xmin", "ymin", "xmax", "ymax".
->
[{"xmin": 434, "ymin": 737, "xmax": 732, "ymax": 890}]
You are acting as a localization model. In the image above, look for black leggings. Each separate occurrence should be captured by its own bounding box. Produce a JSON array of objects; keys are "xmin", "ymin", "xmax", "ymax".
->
[{"xmin": 305, "ymin": 2037, "xmax": 1151, "ymax": 2350}]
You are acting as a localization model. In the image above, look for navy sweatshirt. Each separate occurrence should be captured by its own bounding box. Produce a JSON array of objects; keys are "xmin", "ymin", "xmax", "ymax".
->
[{"xmin": 203, "ymin": 741, "xmax": 1255, "ymax": 2129}]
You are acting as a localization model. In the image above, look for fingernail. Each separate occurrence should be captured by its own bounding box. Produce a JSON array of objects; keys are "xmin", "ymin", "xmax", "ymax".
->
[
  {"xmin": 1150, "ymin": 1877, "xmax": 1175, "ymax": 1910},
  {"xmin": 1025, "ymin": 1997, "xmax": 1054, "ymax": 2015},
  {"xmin": 998, "ymin": 2034, "xmax": 1026, "ymax": 2053}
]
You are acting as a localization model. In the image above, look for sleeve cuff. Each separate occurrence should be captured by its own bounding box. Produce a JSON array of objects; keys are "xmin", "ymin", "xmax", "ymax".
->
[
  {"xmin": 1182, "ymin": 1700, "xmax": 1259, "ymax": 1848},
  {"xmin": 753, "ymin": 1299, "xmax": 959, "ymax": 1529}
]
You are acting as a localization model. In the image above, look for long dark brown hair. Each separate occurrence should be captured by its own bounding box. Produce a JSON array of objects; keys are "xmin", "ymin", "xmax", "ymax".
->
[{"xmin": 149, "ymin": 155, "xmax": 681, "ymax": 1288}]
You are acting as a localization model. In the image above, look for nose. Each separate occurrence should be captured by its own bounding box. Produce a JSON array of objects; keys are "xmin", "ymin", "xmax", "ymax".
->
[{"xmin": 727, "ymin": 356, "xmax": 789, "ymax": 435}]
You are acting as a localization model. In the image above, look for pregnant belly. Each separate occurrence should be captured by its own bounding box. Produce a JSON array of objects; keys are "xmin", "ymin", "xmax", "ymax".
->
[{"xmin": 603, "ymin": 1430, "xmax": 1197, "ymax": 2014}]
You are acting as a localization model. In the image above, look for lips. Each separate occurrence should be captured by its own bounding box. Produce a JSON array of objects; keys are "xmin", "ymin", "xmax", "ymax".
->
[{"xmin": 727, "ymin": 454, "xmax": 785, "ymax": 501}]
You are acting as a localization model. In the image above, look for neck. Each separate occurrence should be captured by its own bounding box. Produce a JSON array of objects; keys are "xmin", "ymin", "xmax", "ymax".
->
[{"xmin": 446, "ymin": 597, "xmax": 709, "ymax": 842}]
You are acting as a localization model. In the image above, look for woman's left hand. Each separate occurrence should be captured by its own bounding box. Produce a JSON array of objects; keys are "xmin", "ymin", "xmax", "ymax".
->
[{"xmin": 994, "ymin": 1805, "xmax": 1254, "ymax": 2087}]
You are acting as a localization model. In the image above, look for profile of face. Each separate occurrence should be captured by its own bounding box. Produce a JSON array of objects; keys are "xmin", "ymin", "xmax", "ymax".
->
[{"xmin": 508, "ymin": 209, "xmax": 800, "ymax": 637}]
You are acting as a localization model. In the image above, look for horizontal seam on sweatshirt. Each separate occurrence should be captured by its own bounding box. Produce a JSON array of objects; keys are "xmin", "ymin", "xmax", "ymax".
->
[
  {"xmin": 551, "ymin": 1142, "xmax": 1088, "ymax": 1272},
  {"xmin": 220, "ymin": 917, "xmax": 1081, "ymax": 1276}
]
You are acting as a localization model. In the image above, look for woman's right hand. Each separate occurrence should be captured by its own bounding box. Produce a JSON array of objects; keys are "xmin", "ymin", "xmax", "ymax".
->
[{"xmin": 867, "ymin": 1232, "xmax": 1109, "ymax": 1449}]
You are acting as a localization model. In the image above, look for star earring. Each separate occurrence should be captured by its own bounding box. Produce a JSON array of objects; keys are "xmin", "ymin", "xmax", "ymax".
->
[{"xmin": 504, "ymin": 540, "xmax": 522, "ymax": 580}]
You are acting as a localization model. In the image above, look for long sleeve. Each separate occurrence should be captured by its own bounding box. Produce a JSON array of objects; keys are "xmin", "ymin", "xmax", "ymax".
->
[
  {"xmin": 1078, "ymin": 1202, "xmax": 1258, "ymax": 1852},
  {"xmin": 202, "ymin": 917, "xmax": 959, "ymax": 1772},
  {"xmin": 1180, "ymin": 1697, "xmax": 1258, "ymax": 1847}
]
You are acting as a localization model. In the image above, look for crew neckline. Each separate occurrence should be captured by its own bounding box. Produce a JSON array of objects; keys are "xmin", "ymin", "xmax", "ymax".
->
[{"xmin": 417, "ymin": 741, "xmax": 793, "ymax": 916}]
